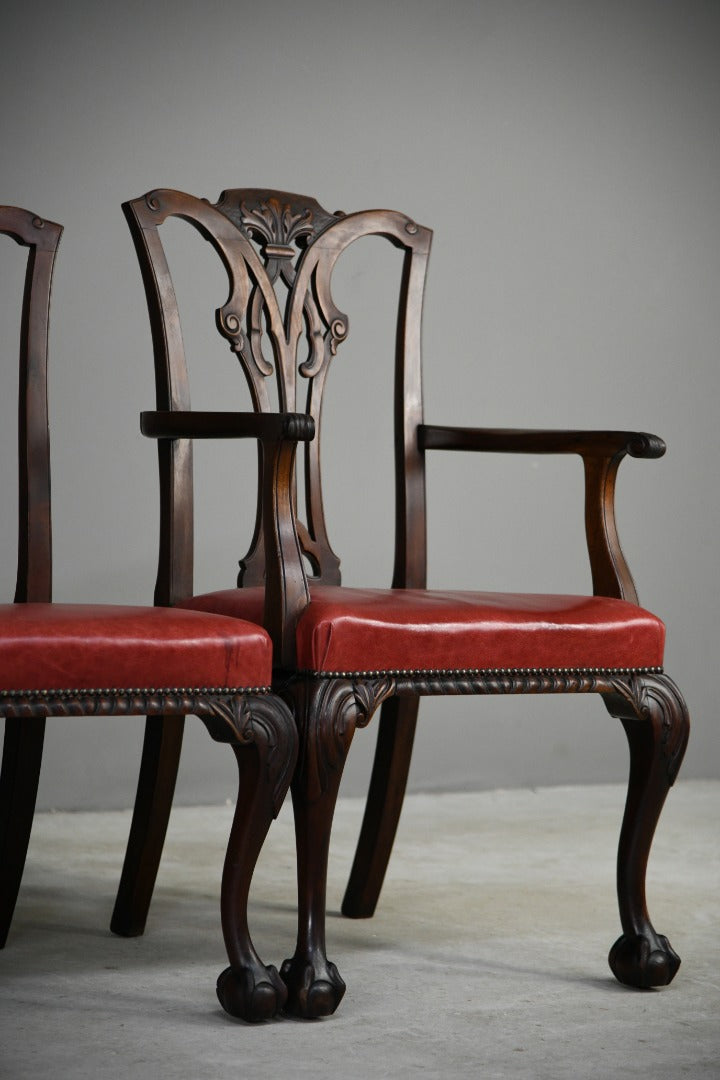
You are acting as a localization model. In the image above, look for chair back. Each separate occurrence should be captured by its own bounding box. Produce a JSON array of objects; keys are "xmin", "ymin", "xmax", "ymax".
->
[
  {"xmin": 124, "ymin": 189, "xmax": 432, "ymax": 603},
  {"xmin": 0, "ymin": 207, "xmax": 62, "ymax": 604}
]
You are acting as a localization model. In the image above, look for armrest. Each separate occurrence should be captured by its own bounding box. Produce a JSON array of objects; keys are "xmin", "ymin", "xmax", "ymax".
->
[
  {"xmin": 147, "ymin": 410, "xmax": 313, "ymax": 670},
  {"xmin": 141, "ymin": 410, "xmax": 315, "ymax": 442},
  {"xmin": 419, "ymin": 424, "xmax": 667, "ymax": 604},
  {"xmin": 419, "ymin": 425, "xmax": 665, "ymax": 459}
]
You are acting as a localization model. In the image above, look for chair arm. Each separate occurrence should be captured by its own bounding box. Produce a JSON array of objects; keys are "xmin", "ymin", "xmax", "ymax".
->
[
  {"xmin": 419, "ymin": 424, "xmax": 667, "ymax": 604},
  {"xmin": 144, "ymin": 410, "xmax": 313, "ymax": 670},
  {"xmin": 141, "ymin": 410, "xmax": 315, "ymax": 442},
  {"xmin": 419, "ymin": 424, "xmax": 666, "ymax": 459}
]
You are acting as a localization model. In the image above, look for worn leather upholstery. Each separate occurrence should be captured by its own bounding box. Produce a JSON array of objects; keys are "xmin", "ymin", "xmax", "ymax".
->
[
  {"xmin": 179, "ymin": 587, "xmax": 665, "ymax": 674},
  {"xmin": 0, "ymin": 604, "xmax": 272, "ymax": 690}
]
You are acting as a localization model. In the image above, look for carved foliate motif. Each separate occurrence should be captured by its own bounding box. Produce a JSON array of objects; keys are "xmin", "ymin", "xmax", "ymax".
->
[
  {"xmin": 213, "ymin": 189, "xmax": 350, "ymax": 381},
  {"xmin": 0, "ymin": 686, "xmax": 296, "ymax": 817},
  {"xmin": 292, "ymin": 676, "xmax": 394, "ymax": 802},
  {"xmin": 238, "ymin": 198, "xmax": 314, "ymax": 259},
  {"xmin": 210, "ymin": 190, "xmax": 350, "ymax": 584},
  {"xmin": 606, "ymin": 672, "xmax": 690, "ymax": 785},
  {"xmin": 215, "ymin": 189, "xmax": 342, "ymax": 258},
  {"xmin": 203, "ymin": 693, "xmax": 298, "ymax": 817},
  {"xmin": 292, "ymin": 667, "xmax": 689, "ymax": 797}
]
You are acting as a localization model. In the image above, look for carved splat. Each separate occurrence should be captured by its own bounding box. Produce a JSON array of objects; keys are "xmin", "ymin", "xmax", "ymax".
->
[{"xmin": 126, "ymin": 189, "xmax": 431, "ymax": 591}]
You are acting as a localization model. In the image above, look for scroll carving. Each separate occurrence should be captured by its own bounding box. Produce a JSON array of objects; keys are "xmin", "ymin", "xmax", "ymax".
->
[
  {"xmin": 127, "ymin": 188, "xmax": 433, "ymax": 589},
  {"xmin": 201, "ymin": 693, "xmax": 298, "ymax": 818},
  {"xmin": 213, "ymin": 190, "xmax": 351, "ymax": 385},
  {"xmin": 0, "ymin": 687, "xmax": 296, "ymax": 817},
  {"xmin": 212, "ymin": 190, "xmax": 351, "ymax": 582},
  {"xmin": 293, "ymin": 666, "xmax": 689, "ymax": 794},
  {"xmin": 605, "ymin": 672, "xmax": 690, "ymax": 785},
  {"xmin": 293, "ymin": 676, "xmax": 394, "ymax": 802}
]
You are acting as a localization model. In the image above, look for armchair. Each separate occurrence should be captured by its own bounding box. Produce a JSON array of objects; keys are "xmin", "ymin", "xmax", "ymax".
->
[{"xmin": 120, "ymin": 188, "xmax": 689, "ymax": 1019}]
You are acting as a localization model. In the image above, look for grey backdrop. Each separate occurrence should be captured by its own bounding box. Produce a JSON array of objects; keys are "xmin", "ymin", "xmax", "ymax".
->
[{"xmin": 1, "ymin": 0, "xmax": 718, "ymax": 811}]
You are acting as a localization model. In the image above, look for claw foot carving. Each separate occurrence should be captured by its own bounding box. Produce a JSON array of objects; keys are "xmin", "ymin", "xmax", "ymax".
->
[
  {"xmin": 609, "ymin": 932, "xmax": 681, "ymax": 989},
  {"xmin": 280, "ymin": 955, "xmax": 346, "ymax": 1018},
  {"xmin": 216, "ymin": 963, "xmax": 287, "ymax": 1022}
]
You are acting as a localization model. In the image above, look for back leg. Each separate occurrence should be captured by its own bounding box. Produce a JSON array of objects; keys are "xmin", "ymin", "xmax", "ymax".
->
[
  {"xmin": 0, "ymin": 717, "xmax": 45, "ymax": 946},
  {"xmin": 110, "ymin": 715, "xmax": 184, "ymax": 937},
  {"xmin": 342, "ymin": 696, "xmax": 419, "ymax": 918}
]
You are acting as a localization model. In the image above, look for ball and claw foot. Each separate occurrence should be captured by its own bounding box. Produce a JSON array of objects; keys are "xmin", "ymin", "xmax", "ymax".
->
[
  {"xmin": 280, "ymin": 955, "xmax": 346, "ymax": 1018},
  {"xmin": 216, "ymin": 963, "xmax": 288, "ymax": 1022},
  {"xmin": 609, "ymin": 933, "xmax": 681, "ymax": 989}
]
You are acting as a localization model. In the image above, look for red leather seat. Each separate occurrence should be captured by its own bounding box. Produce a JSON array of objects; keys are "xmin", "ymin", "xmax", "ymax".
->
[
  {"xmin": 178, "ymin": 587, "xmax": 665, "ymax": 674},
  {"xmin": 0, "ymin": 603, "xmax": 272, "ymax": 692}
]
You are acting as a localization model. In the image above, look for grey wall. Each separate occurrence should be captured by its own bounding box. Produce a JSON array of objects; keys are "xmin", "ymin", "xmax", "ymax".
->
[{"xmin": 1, "ymin": 0, "xmax": 718, "ymax": 810}]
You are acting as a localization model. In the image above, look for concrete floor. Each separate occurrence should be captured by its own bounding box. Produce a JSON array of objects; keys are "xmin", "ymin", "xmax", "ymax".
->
[{"xmin": 0, "ymin": 781, "xmax": 717, "ymax": 1079}]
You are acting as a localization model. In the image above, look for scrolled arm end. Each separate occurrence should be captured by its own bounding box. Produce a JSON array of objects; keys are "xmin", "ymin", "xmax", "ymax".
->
[
  {"xmin": 625, "ymin": 432, "xmax": 666, "ymax": 460},
  {"xmin": 281, "ymin": 413, "xmax": 316, "ymax": 442}
]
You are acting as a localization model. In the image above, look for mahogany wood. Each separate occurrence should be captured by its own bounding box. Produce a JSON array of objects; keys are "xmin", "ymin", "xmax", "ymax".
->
[
  {"xmin": 120, "ymin": 188, "xmax": 690, "ymax": 1019},
  {"xmin": 0, "ymin": 206, "xmax": 306, "ymax": 1021}
]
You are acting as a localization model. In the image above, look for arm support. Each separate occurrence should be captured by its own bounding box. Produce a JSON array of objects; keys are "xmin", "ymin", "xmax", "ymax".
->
[
  {"xmin": 142, "ymin": 410, "xmax": 314, "ymax": 669},
  {"xmin": 419, "ymin": 424, "xmax": 667, "ymax": 603}
]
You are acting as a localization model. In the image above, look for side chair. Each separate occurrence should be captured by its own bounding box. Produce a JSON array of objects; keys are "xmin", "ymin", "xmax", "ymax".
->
[
  {"xmin": 119, "ymin": 187, "xmax": 690, "ymax": 1019},
  {"xmin": 0, "ymin": 205, "xmax": 313, "ymax": 1022}
]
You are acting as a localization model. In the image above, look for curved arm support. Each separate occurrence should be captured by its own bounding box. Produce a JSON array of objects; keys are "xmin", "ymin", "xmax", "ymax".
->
[
  {"xmin": 259, "ymin": 430, "xmax": 311, "ymax": 671},
  {"xmin": 583, "ymin": 453, "xmax": 636, "ymax": 602},
  {"xmin": 420, "ymin": 423, "xmax": 666, "ymax": 601}
]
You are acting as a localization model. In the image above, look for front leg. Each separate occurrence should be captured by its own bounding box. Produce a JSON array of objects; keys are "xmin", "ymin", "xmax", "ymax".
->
[
  {"xmin": 281, "ymin": 676, "xmax": 394, "ymax": 1019},
  {"xmin": 604, "ymin": 673, "xmax": 690, "ymax": 988},
  {"xmin": 201, "ymin": 693, "xmax": 298, "ymax": 1021}
]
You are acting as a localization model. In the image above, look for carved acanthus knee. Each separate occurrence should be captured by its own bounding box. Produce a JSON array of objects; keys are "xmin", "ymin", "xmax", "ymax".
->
[
  {"xmin": 293, "ymin": 676, "xmax": 396, "ymax": 803},
  {"xmin": 199, "ymin": 693, "xmax": 298, "ymax": 817}
]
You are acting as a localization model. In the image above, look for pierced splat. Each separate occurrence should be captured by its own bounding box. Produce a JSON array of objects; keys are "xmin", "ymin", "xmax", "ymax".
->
[
  {"xmin": 213, "ymin": 190, "xmax": 350, "ymax": 585},
  {"xmin": 125, "ymin": 188, "xmax": 429, "ymax": 594}
]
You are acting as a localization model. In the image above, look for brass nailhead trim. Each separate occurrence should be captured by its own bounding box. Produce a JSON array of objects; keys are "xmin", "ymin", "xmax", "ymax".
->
[
  {"xmin": 0, "ymin": 685, "xmax": 271, "ymax": 699},
  {"xmin": 303, "ymin": 666, "xmax": 664, "ymax": 680}
]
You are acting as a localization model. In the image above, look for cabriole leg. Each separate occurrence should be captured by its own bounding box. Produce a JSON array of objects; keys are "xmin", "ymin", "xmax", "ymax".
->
[
  {"xmin": 281, "ymin": 679, "xmax": 355, "ymax": 1019},
  {"xmin": 281, "ymin": 677, "xmax": 394, "ymax": 1019},
  {"xmin": 604, "ymin": 673, "xmax": 690, "ymax": 988},
  {"xmin": 204, "ymin": 694, "xmax": 298, "ymax": 1022}
]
